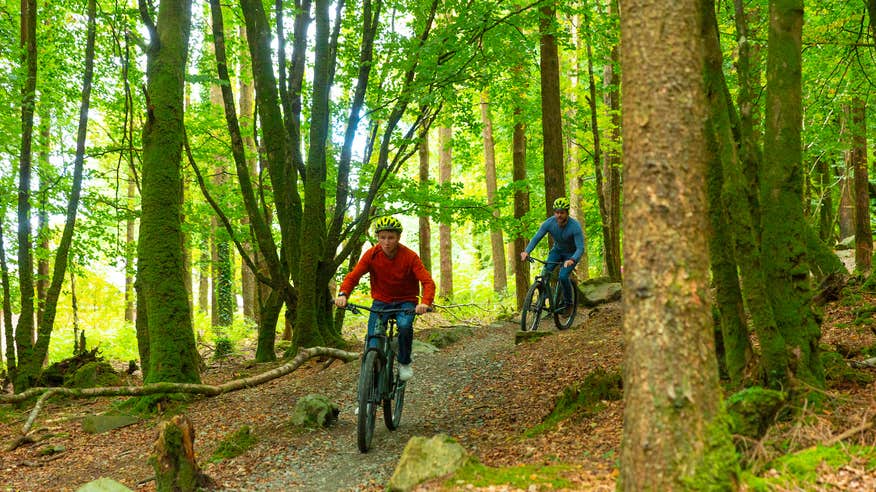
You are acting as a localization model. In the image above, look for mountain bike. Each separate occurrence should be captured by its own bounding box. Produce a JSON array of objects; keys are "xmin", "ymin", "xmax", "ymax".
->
[
  {"xmin": 521, "ymin": 256, "xmax": 578, "ymax": 331},
  {"xmin": 344, "ymin": 303, "xmax": 411, "ymax": 453}
]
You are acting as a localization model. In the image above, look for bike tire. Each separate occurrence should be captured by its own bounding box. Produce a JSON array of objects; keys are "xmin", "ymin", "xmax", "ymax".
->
[
  {"xmin": 554, "ymin": 280, "xmax": 578, "ymax": 330},
  {"xmin": 521, "ymin": 282, "xmax": 546, "ymax": 332},
  {"xmin": 357, "ymin": 351, "xmax": 379, "ymax": 452},
  {"xmin": 383, "ymin": 360, "xmax": 405, "ymax": 430}
]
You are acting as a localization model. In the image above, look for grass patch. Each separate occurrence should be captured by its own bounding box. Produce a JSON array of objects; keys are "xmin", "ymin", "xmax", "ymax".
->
[
  {"xmin": 448, "ymin": 460, "xmax": 577, "ymax": 490},
  {"xmin": 741, "ymin": 444, "xmax": 876, "ymax": 491},
  {"xmin": 209, "ymin": 425, "xmax": 257, "ymax": 463},
  {"xmin": 113, "ymin": 393, "xmax": 191, "ymax": 418},
  {"xmin": 524, "ymin": 368, "xmax": 622, "ymax": 438}
]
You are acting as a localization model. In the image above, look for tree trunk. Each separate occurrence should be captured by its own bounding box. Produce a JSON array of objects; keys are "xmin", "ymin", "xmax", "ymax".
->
[
  {"xmin": 0, "ymin": 222, "xmax": 14, "ymax": 370},
  {"xmin": 816, "ymin": 154, "xmax": 833, "ymax": 243},
  {"xmin": 566, "ymin": 17, "xmax": 588, "ymax": 280},
  {"xmin": 513, "ymin": 107, "xmax": 530, "ymax": 310},
  {"xmin": 14, "ymin": 0, "xmax": 38, "ymax": 390},
  {"xmin": 850, "ymin": 99, "xmax": 871, "ymax": 273},
  {"xmin": 480, "ymin": 93, "xmax": 507, "ymax": 292},
  {"xmin": 539, "ymin": 2, "xmax": 565, "ymax": 215},
  {"xmin": 137, "ymin": 0, "xmax": 201, "ymax": 384},
  {"xmin": 619, "ymin": 0, "xmax": 738, "ymax": 488},
  {"xmin": 602, "ymin": 0, "xmax": 622, "ymax": 282},
  {"xmin": 125, "ymin": 176, "xmax": 137, "ymax": 323},
  {"xmin": 150, "ymin": 415, "xmax": 212, "ymax": 492},
  {"xmin": 36, "ymin": 119, "xmax": 50, "ymax": 334},
  {"xmin": 418, "ymin": 135, "xmax": 432, "ymax": 272},
  {"xmin": 439, "ymin": 126, "xmax": 454, "ymax": 298},
  {"xmin": 238, "ymin": 23, "xmax": 258, "ymax": 324},
  {"xmin": 761, "ymin": 0, "xmax": 823, "ymax": 389},
  {"xmin": 838, "ymin": 110, "xmax": 855, "ymax": 240}
]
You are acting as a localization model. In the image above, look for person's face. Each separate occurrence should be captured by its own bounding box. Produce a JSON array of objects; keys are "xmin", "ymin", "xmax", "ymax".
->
[
  {"xmin": 378, "ymin": 230, "xmax": 401, "ymax": 256},
  {"xmin": 554, "ymin": 209, "xmax": 569, "ymax": 226}
]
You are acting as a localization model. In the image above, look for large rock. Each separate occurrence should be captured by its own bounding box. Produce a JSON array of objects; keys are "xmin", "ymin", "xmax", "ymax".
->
[
  {"xmin": 76, "ymin": 477, "xmax": 133, "ymax": 492},
  {"xmin": 412, "ymin": 340, "xmax": 439, "ymax": 354},
  {"xmin": 291, "ymin": 394, "xmax": 339, "ymax": 428},
  {"xmin": 388, "ymin": 434, "xmax": 469, "ymax": 492},
  {"xmin": 81, "ymin": 414, "xmax": 140, "ymax": 434},
  {"xmin": 578, "ymin": 280, "xmax": 622, "ymax": 307}
]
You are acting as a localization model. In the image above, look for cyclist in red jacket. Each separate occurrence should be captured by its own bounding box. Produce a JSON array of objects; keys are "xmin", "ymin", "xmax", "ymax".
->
[{"xmin": 335, "ymin": 216, "xmax": 435, "ymax": 381}]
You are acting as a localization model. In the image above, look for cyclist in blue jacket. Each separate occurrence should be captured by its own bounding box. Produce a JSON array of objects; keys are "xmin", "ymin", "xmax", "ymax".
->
[{"xmin": 519, "ymin": 197, "xmax": 584, "ymax": 310}]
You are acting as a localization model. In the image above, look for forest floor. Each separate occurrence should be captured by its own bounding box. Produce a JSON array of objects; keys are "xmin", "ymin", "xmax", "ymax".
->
[{"xmin": 1, "ymin": 287, "xmax": 876, "ymax": 491}]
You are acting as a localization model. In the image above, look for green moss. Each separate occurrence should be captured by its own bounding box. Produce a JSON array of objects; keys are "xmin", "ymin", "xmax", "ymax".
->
[
  {"xmin": 684, "ymin": 412, "xmax": 740, "ymax": 491},
  {"xmin": 741, "ymin": 445, "xmax": 876, "ymax": 490},
  {"xmin": 210, "ymin": 425, "xmax": 257, "ymax": 462},
  {"xmin": 425, "ymin": 326, "xmax": 475, "ymax": 349},
  {"xmin": 726, "ymin": 387, "xmax": 786, "ymax": 439},
  {"xmin": 214, "ymin": 337, "xmax": 234, "ymax": 359},
  {"xmin": 820, "ymin": 351, "xmax": 873, "ymax": 386},
  {"xmin": 524, "ymin": 369, "xmax": 622, "ymax": 438},
  {"xmin": 447, "ymin": 460, "xmax": 576, "ymax": 489},
  {"xmin": 114, "ymin": 393, "xmax": 190, "ymax": 418},
  {"xmin": 65, "ymin": 361, "xmax": 122, "ymax": 389}
]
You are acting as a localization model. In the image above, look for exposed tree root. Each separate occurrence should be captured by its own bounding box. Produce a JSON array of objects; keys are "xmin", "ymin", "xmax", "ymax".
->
[{"xmin": 3, "ymin": 347, "xmax": 359, "ymax": 451}]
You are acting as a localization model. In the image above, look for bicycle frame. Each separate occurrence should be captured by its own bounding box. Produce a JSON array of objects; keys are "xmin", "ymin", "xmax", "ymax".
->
[{"xmin": 528, "ymin": 257, "xmax": 565, "ymax": 313}]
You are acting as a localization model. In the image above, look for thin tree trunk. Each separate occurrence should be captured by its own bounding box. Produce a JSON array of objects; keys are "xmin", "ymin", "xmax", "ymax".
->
[
  {"xmin": 850, "ymin": 98, "xmax": 871, "ymax": 272},
  {"xmin": 539, "ymin": 2, "xmax": 565, "ymax": 215},
  {"xmin": 419, "ymin": 135, "xmax": 433, "ymax": 272},
  {"xmin": 125, "ymin": 176, "xmax": 136, "ymax": 323},
  {"xmin": 816, "ymin": 155, "xmax": 833, "ymax": 243},
  {"xmin": 0, "ymin": 222, "xmax": 14, "ymax": 370},
  {"xmin": 36, "ymin": 119, "xmax": 50, "ymax": 334},
  {"xmin": 238, "ymin": 28, "xmax": 260, "ymax": 324},
  {"xmin": 480, "ymin": 93, "xmax": 507, "ymax": 292},
  {"xmin": 14, "ymin": 0, "xmax": 38, "ymax": 390},
  {"xmin": 513, "ymin": 108, "xmax": 530, "ymax": 309},
  {"xmin": 620, "ymin": 0, "xmax": 737, "ymax": 487},
  {"xmin": 603, "ymin": 0, "xmax": 622, "ymax": 281},
  {"xmin": 439, "ymin": 126, "xmax": 454, "ymax": 298}
]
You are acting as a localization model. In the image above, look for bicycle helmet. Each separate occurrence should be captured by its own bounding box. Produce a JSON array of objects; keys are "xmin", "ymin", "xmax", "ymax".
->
[
  {"xmin": 373, "ymin": 216, "xmax": 403, "ymax": 234},
  {"xmin": 553, "ymin": 197, "xmax": 570, "ymax": 211}
]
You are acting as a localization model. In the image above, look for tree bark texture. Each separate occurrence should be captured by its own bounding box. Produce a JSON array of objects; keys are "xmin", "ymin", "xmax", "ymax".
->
[
  {"xmin": 125, "ymin": 176, "xmax": 137, "ymax": 323},
  {"xmin": 439, "ymin": 126, "xmax": 454, "ymax": 298},
  {"xmin": 619, "ymin": 1, "xmax": 738, "ymax": 489},
  {"xmin": 539, "ymin": 3, "xmax": 566, "ymax": 215},
  {"xmin": 137, "ymin": 0, "xmax": 201, "ymax": 384},
  {"xmin": 480, "ymin": 93, "xmax": 507, "ymax": 292},
  {"xmin": 602, "ymin": 0, "xmax": 622, "ymax": 282},
  {"xmin": 513, "ymin": 109, "xmax": 530, "ymax": 310},
  {"xmin": 566, "ymin": 20, "xmax": 588, "ymax": 280},
  {"xmin": 838, "ymin": 110, "xmax": 855, "ymax": 240},
  {"xmin": 419, "ymin": 135, "xmax": 433, "ymax": 272},
  {"xmin": 849, "ymin": 99, "xmax": 870, "ymax": 272},
  {"xmin": 761, "ymin": 0, "xmax": 823, "ymax": 389}
]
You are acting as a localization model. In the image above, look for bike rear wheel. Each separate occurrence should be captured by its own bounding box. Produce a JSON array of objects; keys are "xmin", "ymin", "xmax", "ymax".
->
[
  {"xmin": 554, "ymin": 280, "xmax": 578, "ymax": 330},
  {"xmin": 357, "ymin": 351, "xmax": 379, "ymax": 452},
  {"xmin": 383, "ymin": 360, "xmax": 405, "ymax": 430},
  {"xmin": 521, "ymin": 282, "xmax": 546, "ymax": 331}
]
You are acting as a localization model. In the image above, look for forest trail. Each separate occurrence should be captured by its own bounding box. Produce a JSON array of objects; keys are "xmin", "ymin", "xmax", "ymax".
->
[{"xmin": 0, "ymin": 304, "xmax": 623, "ymax": 491}]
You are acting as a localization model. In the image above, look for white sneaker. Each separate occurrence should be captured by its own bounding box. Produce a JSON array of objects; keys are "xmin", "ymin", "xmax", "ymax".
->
[{"xmin": 398, "ymin": 364, "xmax": 413, "ymax": 381}]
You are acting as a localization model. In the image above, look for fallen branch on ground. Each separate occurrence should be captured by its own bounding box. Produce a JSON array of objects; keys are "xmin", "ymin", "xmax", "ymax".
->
[{"xmin": 4, "ymin": 346, "xmax": 359, "ymax": 451}]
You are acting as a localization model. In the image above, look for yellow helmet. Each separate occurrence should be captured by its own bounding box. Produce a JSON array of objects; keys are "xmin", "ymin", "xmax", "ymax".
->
[
  {"xmin": 373, "ymin": 216, "xmax": 403, "ymax": 234},
  {"xmin": 553, "ymin": 197, "xmax": 570, "ymax": 211}
]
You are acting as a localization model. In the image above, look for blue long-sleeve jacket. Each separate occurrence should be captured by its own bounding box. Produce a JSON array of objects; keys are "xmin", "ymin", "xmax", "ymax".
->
[{"xmin": 524, "ymin": 216, "xmax": 585, "ymax": 262}]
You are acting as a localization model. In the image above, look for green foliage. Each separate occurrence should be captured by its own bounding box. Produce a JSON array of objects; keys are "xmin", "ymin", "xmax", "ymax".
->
[
  {"xmin": 209, "ymin": 425, "xmax": 257, "ymax": 463},
  {"xmin": 525, "ymin": 368, "xmax": 622, "ymax": 438},
  {"xmin": 820, "ymin": 351, "xmax": 874, "ymax": 386},
  {"xmin": 741, "ymin": 445, "xmax": 876, "ymax": 491},
  {"xmin": 448, "ymin": 459, "xmax": 576, "ymax": 490}
]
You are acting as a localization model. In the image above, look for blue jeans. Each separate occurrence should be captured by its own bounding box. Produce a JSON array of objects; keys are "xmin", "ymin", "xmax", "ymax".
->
[
  {"xmin": 367, "ymin": 300, "xmax": 415, "ymax": 365},
  {"xmin": 543, "ymin": 250, "xmax": 575, "ymax": 305}
]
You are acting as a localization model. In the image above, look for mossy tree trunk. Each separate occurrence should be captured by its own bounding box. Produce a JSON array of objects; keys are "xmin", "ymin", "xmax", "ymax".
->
[
  {"xmin": 619, "ymin": 0, "xmax": 738, "ymax": 488},
  {"xmin": 761, "ymin": 0, "xmax": 823, "ymax": 389},
  {"xmin": 512, "ymin": 105, "xmax": 530, "ymax": 310},
  {"xmin": 439, "ymin": 126, "xmax": 454, "ymax": 299},
  {"xmin": 602, "ymin": 0, "xmax": 622, "ymax": 282},
  {"xmin": 418, "ymin": 136, "xmax": 433, "ymax": 272},
  {"xmin": 137, "ymin": 0, "xmax": 201, "ymax": 385},
  {"xmin": 704, "ymin": 0, "xmax": 786, "ymax": 388},
  {"xmin": 849, "ymin": 99, "xmax": 870, "ymax": 273}
]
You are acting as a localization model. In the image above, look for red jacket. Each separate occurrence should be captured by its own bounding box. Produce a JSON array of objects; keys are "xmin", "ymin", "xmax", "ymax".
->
[{"xmin": 339, "ymin": 244, "xmax": 436, "ymax": 305}]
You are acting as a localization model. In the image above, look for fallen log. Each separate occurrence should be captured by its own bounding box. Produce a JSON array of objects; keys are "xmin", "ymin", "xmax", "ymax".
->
[{"xmin": 4, "ymin": 346, "xmax": 358, "ymax": 450}]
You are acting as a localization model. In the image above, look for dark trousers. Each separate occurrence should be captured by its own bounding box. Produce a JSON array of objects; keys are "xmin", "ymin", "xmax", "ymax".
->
[{"xmin": 367, "ymin": 300, "xmax": 415, "ymax": 365}]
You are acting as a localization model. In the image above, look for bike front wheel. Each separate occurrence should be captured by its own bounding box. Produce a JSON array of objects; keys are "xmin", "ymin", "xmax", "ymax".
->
[
  {"xmin": 521, "ymin": 282, "xmax": 546, "ymax": 331},
  {"xmin": 554, "ymin": 280, "xmax": 578, "ymax": 330},
  {"xmin": 357, "ymin": 351, "xmax": 380, "ymax": 452},
  {"xmin": 383, "ymin": 360, "xmax": 405, "ymax": 430}
]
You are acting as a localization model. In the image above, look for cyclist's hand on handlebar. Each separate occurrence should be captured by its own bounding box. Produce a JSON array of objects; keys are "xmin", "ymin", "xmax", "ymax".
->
[
  {"xmin": 564, "ymin": 259, "xmax": 575, "ymax": 268},
  {"xmin": 520, "ymin": 251, "xmax": 530, "ymax": 262},
  {"xmin": 334, "ymin": 296, "xmax": 348, "ymax": 308},
  {"xmin": 415, "ymin": 303, "xmax": 430, "ymax": 315}
]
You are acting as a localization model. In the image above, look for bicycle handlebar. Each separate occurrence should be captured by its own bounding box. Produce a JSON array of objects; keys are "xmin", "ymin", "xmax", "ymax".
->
[
  {"xmin": 343, "ymin": 302, "xmax": 432, "ymax": 315},
  {"xmin": 526, "ymin": 256, "xmax": 563, "ymax": 266}
]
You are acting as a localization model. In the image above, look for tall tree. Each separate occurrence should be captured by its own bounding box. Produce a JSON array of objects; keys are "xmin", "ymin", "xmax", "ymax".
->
[
  {"xmin": 601, "ymin": 0, "xmax": 622, "ymax": 281},
  {"xmin": 761, "ymin": 0, "xmax": 822, "ymax": 388},
  {"xmin": 480, "ymin": 93, "xmax": 507, "ymax": 292},
  {"xmin": 619, "ymin": 0, "xmax": 737, "ymax": 487},
  {"xmin": 849, "ymin": 98, "xmax": 870, "ymax": 272},
  {"xmin": 512, "ymin": 97, "xmax": 530, "ymax": 309},
  {"xmin": 136, "ymin": 0, "xmax": 201, "ymax": 384},
  {"xmin": 539, "ymin": 2, "xmax": 565, "ymax": 214},
  {"xmin": 439, "ymin": 125, "xmax": 454, "ymax": 298},
  {"xmin": 418, "ymin": 135, "xmax": 433, "ymax": 272}
]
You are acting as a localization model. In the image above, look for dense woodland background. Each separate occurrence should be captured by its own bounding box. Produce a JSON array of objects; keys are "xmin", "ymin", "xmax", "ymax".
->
[{"xmin": 1, "ymin": 0, "xmax": 876, "ymax": 488}]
